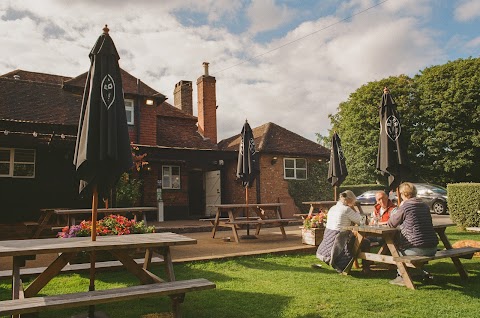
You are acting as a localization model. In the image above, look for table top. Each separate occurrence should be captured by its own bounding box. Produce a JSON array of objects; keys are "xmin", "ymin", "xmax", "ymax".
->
[
  {"xmin": 54, "ymin": 207, "xmax": 158, "ymax": 214},
  {"xmin": 0, "ymin": 232, "xmax": 196, "ymax": 257},
  {"xmin": 342, "ymin": 223, "xmax": 455, "ymax": 234},
  {"xmin": 208, "ymin": 203, "xmax": 285, "ymax": 208}
]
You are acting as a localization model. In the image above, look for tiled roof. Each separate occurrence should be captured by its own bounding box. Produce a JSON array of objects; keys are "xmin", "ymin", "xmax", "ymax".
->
[
  {"xmin": 1, "ymin": 70, "xmax": 72, "ymax": 85},
  {"xmin": 0, "ymin": 77, "xmax": 82, "ymax": 126},
  {"xmin": 0, "ymin": 69, "xmax": 193, "ymax": 126},
  {"xmin": 64, "ymin": 68, "xmax": 163, "ymax": 97},
  {"xmin": 157, "ymin": 117, "xmax": 217, "ymax": 150},
  {"xmin": 218, "ymin": 122, "xmax": 329, "ymax": 157}
]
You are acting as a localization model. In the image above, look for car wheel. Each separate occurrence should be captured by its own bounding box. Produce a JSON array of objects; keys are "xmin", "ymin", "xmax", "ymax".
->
[{"xmin": 432, "ymin": 201, "xmax": 446, "ymax": 215}]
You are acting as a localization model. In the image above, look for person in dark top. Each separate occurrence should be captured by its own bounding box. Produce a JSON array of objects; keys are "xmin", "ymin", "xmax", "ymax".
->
[{"xmin": 387, "ymin": 182, "xmax": 438, "ymax": 286}]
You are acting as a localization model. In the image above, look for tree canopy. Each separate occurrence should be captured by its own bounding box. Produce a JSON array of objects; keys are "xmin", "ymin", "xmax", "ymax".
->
[{"xmin": 327, "ymin": 57, "xmax": 480, "ymax": 186}]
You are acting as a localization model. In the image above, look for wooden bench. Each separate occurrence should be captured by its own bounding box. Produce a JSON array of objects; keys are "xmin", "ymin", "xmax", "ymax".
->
[
  {"xmin": 392, "ymin": 246, "xmax": 480, "ymax": 267},
  {"xmin": 0, "ymin": 278, "xmax": 216, "ymax": 318}
]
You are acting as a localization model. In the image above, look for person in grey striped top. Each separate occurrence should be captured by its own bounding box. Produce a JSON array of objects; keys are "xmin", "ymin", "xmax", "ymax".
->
[{"xmin": 387, "ymin": 182, "xmax": 438, "ymax": 286}]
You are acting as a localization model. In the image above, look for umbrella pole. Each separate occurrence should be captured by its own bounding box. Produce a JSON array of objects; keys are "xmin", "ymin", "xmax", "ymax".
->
[
  {"xmin": 396, "ymin": 187, "xmax": 401, "ymax": 205},
  {"xmin": 334, "ymin": 186, "xmax": 337, "ymax": 201},
  {"xmin": 89, "ymin": 186, "xmax": 98, "ymax": 318},
  {"xmin": 246, "ymin": 188, "xmax": 250, "ymax": 236}
]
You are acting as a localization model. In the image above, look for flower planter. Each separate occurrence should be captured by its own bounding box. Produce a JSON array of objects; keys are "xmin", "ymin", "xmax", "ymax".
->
[{"xmin": 301, "ymin": 227, "xmax": 325, "ymax": 246}]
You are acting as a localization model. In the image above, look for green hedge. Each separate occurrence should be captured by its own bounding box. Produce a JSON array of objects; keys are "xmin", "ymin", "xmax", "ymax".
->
[
  {"xmin": 339, "ymin": 184, "xmax": 387, "ymax": 196},
  {"xmin": 447, "ymin": 183, "xmax": 480, "ymax": 228}
]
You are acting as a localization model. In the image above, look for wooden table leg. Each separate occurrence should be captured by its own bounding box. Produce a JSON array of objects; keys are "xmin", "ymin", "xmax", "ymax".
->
[
  {"xmin": 343, "ymin": 231, "xmax": 364, "ymax": 274},
  {"xmin": 24, "ymin": 252, "xmax": 76, "ymax": 297},
  {"xmin": 384, "ymin": 235, "xmax": 415, "ymax": 290},
  {"xmin": 211, "ymin": 209, "xmax": 221, "ymax": 238},
  {"xmin": 228, "ymin": 209, "xmax": 241, "ymax": 243},
  {"xmin": 436, "ymin": 227, "xmax": 468, "ymax": 279}
]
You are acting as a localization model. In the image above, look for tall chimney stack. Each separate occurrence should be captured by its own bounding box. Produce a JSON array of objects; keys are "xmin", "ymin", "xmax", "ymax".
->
[
  {"xmin": 173, "ymin": 80, "xmax": 193, "ymax": 115},
  {"xmin": 197, "ymin": 62, "xmax": 217, "ymax": 143}
]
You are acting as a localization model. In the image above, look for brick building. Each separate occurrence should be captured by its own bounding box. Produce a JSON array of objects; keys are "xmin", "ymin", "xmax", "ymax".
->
[{"xmin": 0, "ymin": 63, "xmax": 328, "ymax": 223}]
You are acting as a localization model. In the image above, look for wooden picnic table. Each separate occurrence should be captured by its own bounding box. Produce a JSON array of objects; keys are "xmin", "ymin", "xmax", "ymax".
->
[
  {"xmin": 206, "ymin": 203, "xmax": 296, "ymax": 243},
  {"xmin": 341, "ymin": 223, "xmax": 480, "ymax": 289},
  {"xmin": 30, "ymin": 207, "xmax": 158, "ymax": 239},
  {"xmin": 0, "ymin": 232, "xmax": 215, "ymax": 317}
]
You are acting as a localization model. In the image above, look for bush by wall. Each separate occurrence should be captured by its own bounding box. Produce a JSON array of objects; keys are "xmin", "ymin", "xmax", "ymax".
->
[
  {"xmin": 447, "ymin": 183, "xmax": 480, "ymax": 228},
  {"xmin": 288, "ymin": 162, "xmax": 333, "ymax": 214}
]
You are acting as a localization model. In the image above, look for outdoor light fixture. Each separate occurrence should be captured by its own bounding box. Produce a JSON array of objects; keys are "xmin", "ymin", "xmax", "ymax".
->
[
  {"xmin": 145, "ymin": 99, "xmax": 154, "ymax": 106},
  {"xmin": 271, "ymin": 156, "xmax": 278, "ymax": 165}
]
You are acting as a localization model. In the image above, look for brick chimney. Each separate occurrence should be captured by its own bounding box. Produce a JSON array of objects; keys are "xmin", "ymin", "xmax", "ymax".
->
[
  {"xmin": 197, "ymin": 62, "xmax": 217, "ymax": 143},
  {"xmin": 173, "ymin": 80, "xmax": 193, "ymax": 115}
]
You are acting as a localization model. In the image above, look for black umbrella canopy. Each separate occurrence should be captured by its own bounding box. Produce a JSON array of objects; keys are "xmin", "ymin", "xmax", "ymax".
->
[
  {"xmin": 327, "ymin": 132, "xmax": 348, "ymax": 187},
  {"xmin": 73, "ymin": 25, "xmax": 133, "ymax": 200},
  {"xmin": 376, "ymin": 87, "xmax": 409, "ymax": 191},
  {"xmin": 236, "ymin": 120, "xmax": 259, "ymax": 188}
]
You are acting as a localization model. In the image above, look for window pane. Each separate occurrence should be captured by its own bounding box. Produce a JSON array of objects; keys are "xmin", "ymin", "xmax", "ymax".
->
[
  {"xmin": 0, "ymin": 149, "xmax": 10, "ymax": 161},
  {"xmin": 0, "ymin": 163, "xmax": 9, "ymax": 175},
  {"xmin": 296, "ymin": 169, "xmax": 307, "ymax": 179},
  {"xmin": 162, "ymin": 167, "xmax": 170, "ymax": 177},
  {"xmin": 162, "ymin": 176, "xmax": 171, "ymax": 188},
  {"xmin": 125, "ymin": 109, "xmax": 133, "ymax": 124},
  {"xmin": 296, "ymin": 159, "xmax": 306, "ymax": 168},
  {"xmin": 284, "ymin": 159, "xmax": 294, "ymax": 168},
  {"xmin": 14, "ymin": 149, "xmax": 35, "ymax": 163},
  {"xmin": 13, "ymin": 163, "xmax": 34, "ymax": 177},
  {"xmin": 285, "ymin": 169, "xmax": 294, "ymax": 178},
  {"xmin": 171, "ymin": 166, "xmax": 180, "ymax": 176},
  {"xmin": 172, "ymin": 176, "xmax": 180, "ymax": 189}
]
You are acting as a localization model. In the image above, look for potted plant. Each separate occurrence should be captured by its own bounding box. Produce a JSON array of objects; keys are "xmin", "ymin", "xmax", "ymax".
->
[{"xmin": 301, "ymin": 211, "xmax": 327, "ymax": 246}]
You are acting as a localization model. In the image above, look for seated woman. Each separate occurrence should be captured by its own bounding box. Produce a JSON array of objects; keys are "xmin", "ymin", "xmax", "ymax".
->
[{"xmin": 316, "ymin": 190, "xmax": 365, "ymax": 273}]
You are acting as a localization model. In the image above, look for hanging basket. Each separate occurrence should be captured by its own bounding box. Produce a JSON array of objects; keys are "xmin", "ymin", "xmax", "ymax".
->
[{"xmin": 301, "ymin": 227, "xmax": 325, "ymax": 246}]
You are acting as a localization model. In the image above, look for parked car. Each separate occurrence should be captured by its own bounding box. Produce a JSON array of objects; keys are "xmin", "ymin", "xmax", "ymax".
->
[
  {"xmin": 356, "ymin": 190, "xmax": 379, "ymax": 205},
  {"xmin": 390, "ymin": 183, "xmax": 448, "ymax": 215}
]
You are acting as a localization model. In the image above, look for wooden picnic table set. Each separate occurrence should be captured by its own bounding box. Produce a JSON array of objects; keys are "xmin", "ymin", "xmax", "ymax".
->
[
  {"xmin": 0, "ymin": 232, "xmax": 215, "ymax": 317},
  {"xmin": 341, "ymin": 223, "xmax": 480, "ymax": 289},
  {"xmin": 204, "ymin": 203, "xmax": 297, "ymax": 243}
]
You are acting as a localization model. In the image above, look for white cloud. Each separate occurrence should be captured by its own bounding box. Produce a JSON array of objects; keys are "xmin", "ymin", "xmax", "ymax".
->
[
  {"xmin": 0, "ymin": 0, "xmax": 452, "ymax": 142},
  {"xmin": 246, "ymin": 0, "xmax": 294, "ymax": 35},
  {"xmin": 454, "ymin": 0, "xmax": 480, "ymax": 22},
  {"xmin": 465, "ymin": 36, "xmax": 480, "ymax": 48}
]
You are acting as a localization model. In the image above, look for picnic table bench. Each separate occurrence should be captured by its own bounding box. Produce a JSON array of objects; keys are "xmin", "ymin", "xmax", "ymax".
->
[{"xmin": 0, "ymin": 279, "xmax": 215, "ymax": 317}]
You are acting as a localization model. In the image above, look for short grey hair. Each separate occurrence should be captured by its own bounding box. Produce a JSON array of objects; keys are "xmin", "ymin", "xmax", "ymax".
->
[{"xmin": 339, "ymin": 190, "xmax": 356, "ymax": 205}]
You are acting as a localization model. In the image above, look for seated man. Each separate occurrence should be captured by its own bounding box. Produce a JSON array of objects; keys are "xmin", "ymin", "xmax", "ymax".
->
[
  {"xmin": 371, "ymin": 191, "xmax": 397, "ymax": 225},
  {"xmin": 387, "ymin": 182, "xmax": 439, "ymax": 286}
]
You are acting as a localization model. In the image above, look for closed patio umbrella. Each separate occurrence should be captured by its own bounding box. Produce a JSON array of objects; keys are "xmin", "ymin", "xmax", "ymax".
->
[
  {"xmin": 327, "ymin": 132, "xmax": 347, "ymax": 200},
  {"xmin": 376, "ymin": 87, "xmax": 409, "ymax": 201},
  {"xmin": 73, "ymin": 25, "xmax": 132, "ymax": 317},
  {"xmin": 236, "ymin": 120, "xmax": 259, "ymax": 238}
]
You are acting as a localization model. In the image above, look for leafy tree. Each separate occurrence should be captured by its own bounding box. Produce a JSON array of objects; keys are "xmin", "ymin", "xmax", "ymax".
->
[
  {"xmin": 411, "ymin": 58, "xmax": 480, "ymax": 184},
  {"xmin": 329, "ymin": 75, "xmax": 415, "ymax": 185}
]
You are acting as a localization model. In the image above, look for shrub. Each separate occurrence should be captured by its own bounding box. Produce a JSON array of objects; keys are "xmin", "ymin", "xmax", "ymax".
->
[
  {"xmin": 288, "ymin": 162, "xmax": 333, "ymax": 214},
  {"xmin": 447, "ymin": 183, "xmax": 480, "ymax": 228},
  {"xmin": 116, "ymin": 173, "xmax": 143, "ymax": 207}
]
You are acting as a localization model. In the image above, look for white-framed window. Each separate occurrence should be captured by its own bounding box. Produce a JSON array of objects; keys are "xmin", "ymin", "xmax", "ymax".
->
[
  {"xmin": 125, "ymin": 99, "xmax": 134, "ymax": 125},
  {"xmin": 0, "ymin": 148, "xmax": 36, "ymax": 178},
  {"xmin": 162, "ymin": 165, "xmax": 180, "ymax": 189},
  {"xmin": 283, "ymin": 158, "xmax": 307, "ymax": 180}
]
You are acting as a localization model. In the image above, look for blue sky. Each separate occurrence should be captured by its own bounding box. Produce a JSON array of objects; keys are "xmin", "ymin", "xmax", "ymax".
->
[{"xmin": 1, "ymin": 0, "xmax": 479, "ymax": 142}]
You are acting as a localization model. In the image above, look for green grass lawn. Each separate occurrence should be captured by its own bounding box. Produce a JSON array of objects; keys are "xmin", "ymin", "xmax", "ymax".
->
[{"xmin": 1, "ymin": 227, "xmax": 479, "ymax": 318}]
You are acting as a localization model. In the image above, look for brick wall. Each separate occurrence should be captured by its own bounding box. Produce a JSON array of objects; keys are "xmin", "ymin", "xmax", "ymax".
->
[
  {"xmin": 138, "ymin": 101, "xmax": 157, "ymax": 145},
  {"xmin": 222, "ymin": 154, "xmax": 302, "ymax": 218}
]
